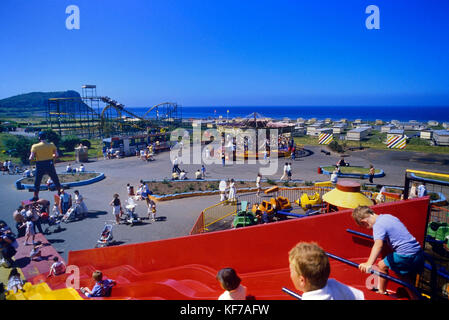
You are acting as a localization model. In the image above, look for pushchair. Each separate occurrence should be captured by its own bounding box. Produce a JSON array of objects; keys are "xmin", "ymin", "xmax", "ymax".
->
[
  {"xmin": 122, "ymin": 198, "xmax": 143, "ymax": 226},
  {"xmin": 40, "ymin": 212, "xmax": 62, "ymax": 234},
  {"xmin": 62, "ymin": 205, "xmax": 84, "ymax": 223},
  {"xmin": 95, "ymin": 222, "xmax": 115, "ymax": 248}
]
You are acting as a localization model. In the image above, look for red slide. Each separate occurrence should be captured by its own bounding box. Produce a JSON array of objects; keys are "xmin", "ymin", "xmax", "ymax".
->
[{"xmin": 36, "ymin": 198, "xmax": 430, "ymax": 300}]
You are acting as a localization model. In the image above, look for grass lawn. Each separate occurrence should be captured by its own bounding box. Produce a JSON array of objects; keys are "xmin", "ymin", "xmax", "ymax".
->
[
  {"xmin": 21, "ymin": 172, "xmax": 100, "ymax": 185},
  {"xmin": 322, "ymin": 166, "xmax": 381, "ymax": 174},
  {"xmin": 143, "ymin": 179, "xmax": 307, "ymax": 196},
  {"xmin": 414, "ymin": 173, "xmax": 449, "ymax": 183},
  {"xmin": 57, "ymin": 139, "xmax": 103, "ymax": 163}
]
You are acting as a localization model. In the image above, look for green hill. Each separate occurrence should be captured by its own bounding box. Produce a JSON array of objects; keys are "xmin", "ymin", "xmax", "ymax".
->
[{"xmin": 0, "ymin": 90, "xmax": 90, "ymax": 118}]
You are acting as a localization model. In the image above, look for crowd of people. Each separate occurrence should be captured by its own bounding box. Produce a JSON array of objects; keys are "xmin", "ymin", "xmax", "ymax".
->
[{"xmin": 109, "ymin": 180, "xmax": 159, "ymax": 225}]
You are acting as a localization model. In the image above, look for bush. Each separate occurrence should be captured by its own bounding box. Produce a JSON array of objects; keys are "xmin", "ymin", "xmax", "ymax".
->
[
  {"xmin": 61, "ymin": 135, "xmax": 81, "ymax": 152},
  {"xmin": 42, "ymin": 129, "xmax": 61, "ymax": 147},
  {"xmin": 266, "ymin": 179, "xmax": 276, "ymax": 185},
  {"xmin": 3, "ymin": 134, "xmax": 37, "ymax": 164},
  {"xmin": 328, "ymin": 140, "xmax": 344, "ymax": 153}
]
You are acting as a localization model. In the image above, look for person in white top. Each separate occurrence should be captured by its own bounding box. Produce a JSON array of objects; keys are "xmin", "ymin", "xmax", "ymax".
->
[
  {"xmin": 219, "ymin": 180, "xmax": 227, "ymax": 202},
  {"xmin": 228, "ymin": 179, "xmax": 236, "ymax": 202},
  {"xmin": 256, "ymin": 173, "xmax": 262, "ymax": 197},
  {"xmin": 330, "ymin": 167, "xmax": 339, "ymax": 184},
  {"xmin": 280, "ymin": 163, "xmax": 288, "ymax": 181},
  {"xmin": 216, "ymin": 268, "xmax": 247, "ymax": 300},
  {"xmin": 408, "ymin": 183, "xmax": 418, "ymax": 199},
  {"xmin": 74, "ymin": 190, "xmax": 88, "ymax": 216},
  {"xmin": 288, "ymin": 242, "xmax": 364, "ymax": 300}
]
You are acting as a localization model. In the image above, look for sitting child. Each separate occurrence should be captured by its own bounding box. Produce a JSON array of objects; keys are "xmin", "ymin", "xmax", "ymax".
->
[
  {"xmin": 352, "ymin": 206, "xmax": 424, "ymax": 297},
  {"xmin": 100, "ymin": 229, "xmax": 111, "ymax": 242},
  {"xmin": 288, "ymin": 242, "xmax": 364, "ymax": 300},
  {"xmin": 48, "ymin": 257, "xmax": 66, "ymax": 277},
  {"xmin": 30, "ymin": 243, "xmax": 43, "ymax": 261},
  {"xmin": 7, "ymin": 268, "xmax": 24, "ymax": 293},
  {"xmin": 50, "ymin": 203, "xmax": 60, "ymax": 217},
  {"xmin": 195, "ymin": 169, "xmax": 202, "ymax": 180},
  {"xmin": 179, "ymin": 170, "xmax": 187, "ymax": 180},
  {"xmin": 172, "ymin": 172, "xmax": 179, "ymax": 180},
  {"xmin": 80, "ymin": 271, "xmax": 116, "ymax": 298},
  {"xmin": 61, "ymin": 206, "xmax": 76, "ymax": 222},
  {"xmin": 216, "ymin": 268, "xmax": 247, "ymax": 300}
]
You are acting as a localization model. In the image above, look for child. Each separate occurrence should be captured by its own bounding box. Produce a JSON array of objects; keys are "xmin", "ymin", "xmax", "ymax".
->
[
  {"xmin": 7, "ymin": 268, "xmax": 24, "ymax": 293},
  {"xmin": 147, "ymin": 199, "xmax": 157, "ymax": 222},
  {"xmin": 48, "ymin": 257, "xmax": 66, "ymax": 277},
  {"xmin": 24, "ymin": 217, "xmax": 35, "ymax": 246},
  {"xmin": 352, "ymin": 206, "xmax": 424, "ymax": 296},
  {"xmin": 80, "ymin": 271, "xmax": 116, "ymax": 298},
  {"xmin": 256, "ymin": 173, "xmax": 262, "ymax": 197},
  {"xmin": 201, "ymin": 165, "xmax": 206, "ymax": 178},
  {"xmin": 288, "ymin": 242, "xmax": 364, "ymax": 300},
  {"xmin": 52, "ymin": 203, "xmax": 61, "ymax": 217},
  {"xmin": 30, "ymin": 243, "xmax": 43, "ymax": 261},
  {"xmin": 216, "ymin": 268, "xmax": 247, "ymax": 300}
]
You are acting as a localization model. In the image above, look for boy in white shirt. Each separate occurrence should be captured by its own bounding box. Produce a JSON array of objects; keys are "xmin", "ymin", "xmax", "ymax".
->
[{"xmin": 288, "ymin": 242, "xmax": 364, "ymax": 300}]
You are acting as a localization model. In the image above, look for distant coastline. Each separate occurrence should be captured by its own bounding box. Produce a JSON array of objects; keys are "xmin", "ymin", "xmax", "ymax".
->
[{"xmin": 127, "ymin": 105, "xmax": 449, "ymax": 123}]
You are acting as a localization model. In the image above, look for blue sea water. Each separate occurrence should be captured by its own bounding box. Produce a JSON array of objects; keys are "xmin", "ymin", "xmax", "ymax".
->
[{"xmin": 128, "ymin": 106, "xmax": 449, "ymax": 123}]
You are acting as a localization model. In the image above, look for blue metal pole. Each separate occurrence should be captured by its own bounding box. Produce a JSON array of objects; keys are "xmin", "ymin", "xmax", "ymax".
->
[
  {"xmin": 325, "ymin": 252, "xmax": 423, "ymax": 299},
  {"xmin": 282, "ymin": 287, "xmax": 302, "ymax": 300}
]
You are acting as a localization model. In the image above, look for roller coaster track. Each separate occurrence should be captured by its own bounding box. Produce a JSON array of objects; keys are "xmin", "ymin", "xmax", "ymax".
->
[
  {"xmin": 142, "ymin": 102, "xmax": 178, "ymax": 119},
  {"xmin": 99, "ymin": 96, "xmax": 144, "ymax": 120}
]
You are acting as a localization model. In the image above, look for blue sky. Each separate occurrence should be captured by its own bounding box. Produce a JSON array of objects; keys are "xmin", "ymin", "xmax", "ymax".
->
[{"xmin": 1, "ymin": 0, "xmax": 448, "ymax": 107}]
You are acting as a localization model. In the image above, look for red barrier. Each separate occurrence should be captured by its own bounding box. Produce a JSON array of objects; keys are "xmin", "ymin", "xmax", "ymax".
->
[{"xmin": 44, "ymin": 198, "xmax": 429, "ymax": 299}]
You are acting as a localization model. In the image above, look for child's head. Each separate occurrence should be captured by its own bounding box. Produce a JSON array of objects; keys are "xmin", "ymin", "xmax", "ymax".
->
[
  {"xmin": 9, "ymin": 268, "xmax": 19, "ymax": 279},
  {"xmin": 113, "ymin": 193, "xmax": 119, "ymax": 199},
  {"xmin": 92, "ymin": 271, "xmax": 103, "ymax": 282},
  {"xmin": 216, "ymin": 268, "xmax": 241, "ymax": 291},
  {"xmin": 288, "ymin": 242, "xmax": 330, "ymax": 292},
  {"xmin": 352, "ymin": 206, "xmax": 376, "ymax": 228},
  {"xmin": 53, "ymin": 257, "xmax": 59, "ymax": 262}
]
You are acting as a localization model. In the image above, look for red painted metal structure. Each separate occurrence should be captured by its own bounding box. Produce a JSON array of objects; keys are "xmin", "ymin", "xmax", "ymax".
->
[{"xmin": 32, "ymin": 198, "xmax": 430, "ymax": 300}]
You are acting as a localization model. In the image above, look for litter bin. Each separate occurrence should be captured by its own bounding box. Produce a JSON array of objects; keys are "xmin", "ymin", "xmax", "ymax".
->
[
  {"xmin": 75, "ymin": 146, "xmax": 89, "ymax": 163},
  {"xmin": 317, "ymin": 167, "xmax": 322, "ymax": 174}
]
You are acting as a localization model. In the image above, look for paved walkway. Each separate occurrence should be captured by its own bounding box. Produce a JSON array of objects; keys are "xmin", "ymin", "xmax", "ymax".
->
[{"xmin": 0, "ymin": 145, "xmax": 448, "ymax": 260}]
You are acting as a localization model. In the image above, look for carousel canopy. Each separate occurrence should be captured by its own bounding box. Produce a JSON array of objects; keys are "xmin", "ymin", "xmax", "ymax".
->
[{"xmin": 322, "ymin": 180, "xmax": 373, "ymax": 209}]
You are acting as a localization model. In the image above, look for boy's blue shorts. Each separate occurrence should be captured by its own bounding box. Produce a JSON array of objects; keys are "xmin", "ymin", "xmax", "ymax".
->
[{"xmin": 384, "ymin": 250, "xmax": 424, "ymax": 276}]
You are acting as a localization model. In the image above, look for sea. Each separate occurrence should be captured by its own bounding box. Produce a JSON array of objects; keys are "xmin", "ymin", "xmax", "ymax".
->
[{"xmin": 127, "ymin": 106, "xmax": 449, "ymax": 123}]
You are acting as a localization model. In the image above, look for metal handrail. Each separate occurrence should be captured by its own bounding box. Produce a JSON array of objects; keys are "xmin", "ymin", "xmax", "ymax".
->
[
  {"xmin": 282, "ymin": 287, "xmax": 302, "ymax": 300},
  {"xmin": 346, "ymin": 229, "xmax": 373, "ymax": 239},
  {"xmin": 325, "ymin": 252, "xmax": 423, "ymax": 300}
]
